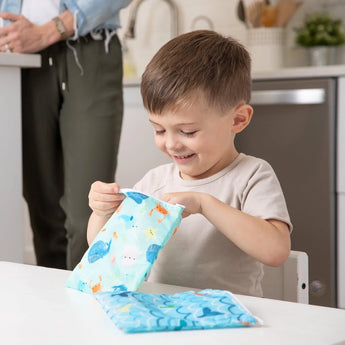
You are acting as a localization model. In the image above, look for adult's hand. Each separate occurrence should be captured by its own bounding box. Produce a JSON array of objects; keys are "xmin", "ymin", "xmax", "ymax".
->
[{"xmin": 0, "ymin": 11, "xmax": 74, "ymax": 53}]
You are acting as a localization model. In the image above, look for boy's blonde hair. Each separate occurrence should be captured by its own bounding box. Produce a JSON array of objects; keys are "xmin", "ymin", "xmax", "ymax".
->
[{"xmin": 141, "ymin": 30, "xmax": 251, "ymax": 114}]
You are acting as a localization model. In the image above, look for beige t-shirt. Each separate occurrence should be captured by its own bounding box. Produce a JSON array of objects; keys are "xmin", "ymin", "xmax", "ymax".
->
[{"xmin": 133, "ymin": 153, "xmax": 292, "ymax": 297}]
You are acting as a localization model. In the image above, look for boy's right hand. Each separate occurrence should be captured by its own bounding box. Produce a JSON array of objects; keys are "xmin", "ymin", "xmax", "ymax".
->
[{"xmin": 88, "ymin": 181, "xmax": 125, "ymax": 218}]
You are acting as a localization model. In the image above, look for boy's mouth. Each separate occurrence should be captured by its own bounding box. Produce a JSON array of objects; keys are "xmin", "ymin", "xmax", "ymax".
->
[{"xmin": 173, "ymin": 153, "xmax": 195, "ymax": 162}]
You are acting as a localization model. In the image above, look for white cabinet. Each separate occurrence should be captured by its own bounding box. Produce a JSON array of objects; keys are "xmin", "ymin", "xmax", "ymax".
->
[{"xmin": 0, "ymin": 53, "xmax": 40, "ymax": 263}]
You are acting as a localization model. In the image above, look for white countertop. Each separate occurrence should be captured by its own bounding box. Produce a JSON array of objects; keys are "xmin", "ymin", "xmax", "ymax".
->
[
  {"xmin": 0, "ymin": 52, "xmax": 40, "ymax": 68},
  {"xmin": 124, "ymin": 64, "xmax": 345, "ymax": 86},
  {"xmin": 1, "ymin": 261, "xmax": 345, "ymax": 345},
  {"xmin": 253, "ymin": 64, "xmax": 345, "ymax": 80}
]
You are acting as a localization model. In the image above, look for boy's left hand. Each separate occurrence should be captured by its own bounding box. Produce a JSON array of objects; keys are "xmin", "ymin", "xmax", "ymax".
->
[{"xmin": 161, "ymin": 192, "xmax": 203, "ymax": 217}]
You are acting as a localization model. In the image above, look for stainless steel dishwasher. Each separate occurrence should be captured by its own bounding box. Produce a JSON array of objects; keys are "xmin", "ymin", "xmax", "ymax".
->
[{"xmin": 235, "ymin": 78, "xmax": 337, "ymax": 307}]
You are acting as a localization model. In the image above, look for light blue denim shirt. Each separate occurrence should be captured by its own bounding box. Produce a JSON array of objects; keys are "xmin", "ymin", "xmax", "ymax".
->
[{"xmin": 0, "ymin": 0, "xmax": 132, "ymax": 37}]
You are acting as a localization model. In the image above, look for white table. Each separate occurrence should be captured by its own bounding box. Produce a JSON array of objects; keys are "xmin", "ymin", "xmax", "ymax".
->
[
  {"xmin": 0, "ymin": 53, "xmax": 40, "ymax": 262},
  {"xmin": 1, "ymin": 261, "xmax": 345, "ymax": 345}
]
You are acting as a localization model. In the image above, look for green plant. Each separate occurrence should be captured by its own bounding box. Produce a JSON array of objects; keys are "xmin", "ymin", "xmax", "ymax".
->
[{"xmin": 295, "ymin": 12, "xmax": 345, "ymax": 47}]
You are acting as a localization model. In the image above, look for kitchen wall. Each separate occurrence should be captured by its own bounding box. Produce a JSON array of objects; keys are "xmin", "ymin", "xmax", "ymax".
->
[{"xmin": 118, "ymin": 0, "xmax": 345, "ymax": 76}]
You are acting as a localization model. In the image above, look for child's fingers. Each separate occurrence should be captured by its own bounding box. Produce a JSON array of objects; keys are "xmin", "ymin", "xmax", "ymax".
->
[
  {"xmin": 90, "ymin": 181, "xmax": 121, "ymax": 194},
  {"xmin": 88, "ymin": 199, "xmax": 122, "ymax": 215},
  {"xmin": 160, "ymin": 193, "xmax": 175, "ymax": 203},
  {"xmin": 91, "ymin": 190, "xmax": 125, "ymax": 203},
  {"xmin": 88, "ymin": 181, "xmax": 126, "ymax": 217},
  {"xmin": 88, "ymin": 193, "xmax": 124, "ymax": 208},
  {"xmin": 91, "ymin": 201, "xmax": 119, "ymax": 214}
]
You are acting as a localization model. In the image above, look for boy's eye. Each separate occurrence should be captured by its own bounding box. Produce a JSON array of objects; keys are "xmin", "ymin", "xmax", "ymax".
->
[
  {"xmin": 182, "ymin": 131, "xmax": 197, "ymax": 136},
  {"xmin": 155, "ymin": 129, "xmax": 165, "ymax": 135}
]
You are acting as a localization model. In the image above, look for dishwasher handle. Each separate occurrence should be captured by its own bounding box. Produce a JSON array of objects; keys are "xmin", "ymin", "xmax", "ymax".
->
[{"xmin": 250, "ymin": 88, "xmax": 326, "ymax": 105}]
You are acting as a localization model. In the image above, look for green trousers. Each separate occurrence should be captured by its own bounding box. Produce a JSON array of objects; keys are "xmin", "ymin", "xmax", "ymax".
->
[{"xmin": 21, "ymin": 34, "xmax": 123, "ymax": 270}]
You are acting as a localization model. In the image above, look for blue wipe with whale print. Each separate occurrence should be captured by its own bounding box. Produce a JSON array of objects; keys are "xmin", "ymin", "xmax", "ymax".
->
[
  {"xmin": 95, "ymin": 289, "xmax": 259, "ymax": 333},
  {"xmin": 65, "ymin": 189, "xmax": 184, "ymax": 294}
]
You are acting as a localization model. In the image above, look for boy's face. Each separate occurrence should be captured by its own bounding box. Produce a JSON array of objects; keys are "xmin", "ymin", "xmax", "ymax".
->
[{"xmin": 149, "ymin": 95, "xmax": 241, "ymax": 180}]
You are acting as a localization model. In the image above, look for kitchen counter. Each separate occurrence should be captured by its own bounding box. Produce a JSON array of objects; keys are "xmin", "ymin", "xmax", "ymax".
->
[
  {"xmin": 253, "ymin": 64, "xmax": 345, "ymax": 80},
  {"xmin": 123, "ymin": 64, "xmax": 345, "ymax": 86},
  {"xmin": 0, "ymin": 52, "xmax": 40, "ymax": 68}
]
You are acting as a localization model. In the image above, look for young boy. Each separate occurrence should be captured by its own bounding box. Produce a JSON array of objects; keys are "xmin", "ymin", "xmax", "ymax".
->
[{"xmin": 87, "ymin": 30, "xmax": 292, "ymax": 297}]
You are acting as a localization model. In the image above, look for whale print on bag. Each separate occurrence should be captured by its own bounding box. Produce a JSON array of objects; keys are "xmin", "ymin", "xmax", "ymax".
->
[{"xmin": 88, "ymin": 240, "xmax": 112, "ymax": 263}]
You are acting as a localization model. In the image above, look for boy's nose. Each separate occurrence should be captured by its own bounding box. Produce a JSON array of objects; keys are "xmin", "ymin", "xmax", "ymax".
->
[{"xmin": 165, "ymin": 133, "xmax": 181, "ymax": 151}]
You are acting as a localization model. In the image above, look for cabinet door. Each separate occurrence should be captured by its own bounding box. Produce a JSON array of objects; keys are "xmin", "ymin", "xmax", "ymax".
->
[
  {"xmin": 0, "ymin": 66, "xmax": 24, "ymax": 263},
  {"xmin": 235, "ymin": 78, "xmax": 336, "ymax": 307}
]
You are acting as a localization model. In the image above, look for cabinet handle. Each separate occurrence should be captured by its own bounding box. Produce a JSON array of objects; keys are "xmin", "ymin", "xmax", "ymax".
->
[{"xmin": 250, "ymin": 88, "xmax": 325, "ymax": 105}]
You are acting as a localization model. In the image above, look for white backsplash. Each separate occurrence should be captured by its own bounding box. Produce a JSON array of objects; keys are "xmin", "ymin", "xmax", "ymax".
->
[{"xmin": 118, "ymin": 0, "xmax": 345, "ymax": 76}]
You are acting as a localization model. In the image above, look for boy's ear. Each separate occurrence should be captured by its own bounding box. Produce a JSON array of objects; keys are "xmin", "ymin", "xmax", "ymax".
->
[{"xmin": 232, "ymin": 104, "xmax": 253, "ymax": 134}]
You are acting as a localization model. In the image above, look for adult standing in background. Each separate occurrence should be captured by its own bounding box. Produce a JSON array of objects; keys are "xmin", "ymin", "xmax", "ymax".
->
[{"xmin": 0, "ymin": 0, "xmax": 132, "ymax": 270}]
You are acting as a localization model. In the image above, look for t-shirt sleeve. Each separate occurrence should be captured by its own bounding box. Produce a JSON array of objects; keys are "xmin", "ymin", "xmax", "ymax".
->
[{"xmin": 241, "ymin": 160, "xmax": 293, "ymax": 232}]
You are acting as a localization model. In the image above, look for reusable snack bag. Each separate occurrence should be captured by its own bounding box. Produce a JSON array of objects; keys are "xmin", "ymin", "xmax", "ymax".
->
[
  {"xmin": 95, "ymin": 289, "xmax": 260, "ymax": 333},
  {"xmin": 65, "ymin": 189, "xmax": 184, "ymax": 294}
]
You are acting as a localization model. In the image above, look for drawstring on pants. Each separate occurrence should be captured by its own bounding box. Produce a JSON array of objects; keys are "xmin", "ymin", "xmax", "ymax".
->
[{"xmin": 64, "ymin": 10, "xmax": 118, "ymax": 76}]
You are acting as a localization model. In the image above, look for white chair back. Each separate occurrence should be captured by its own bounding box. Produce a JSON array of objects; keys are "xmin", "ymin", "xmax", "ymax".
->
[{"xmin": 262, "ymin": 250, "xmax": 309, "ymax": 303}]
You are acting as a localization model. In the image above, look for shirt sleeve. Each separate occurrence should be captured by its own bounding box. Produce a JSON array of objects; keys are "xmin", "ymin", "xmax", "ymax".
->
[
  {"xmin": 62, "ymin": 0, "xmax": 132, "ymax": 36},
  {"xmin": 241, "ymin": 160, "xmax": 293, "ymax": 232}
]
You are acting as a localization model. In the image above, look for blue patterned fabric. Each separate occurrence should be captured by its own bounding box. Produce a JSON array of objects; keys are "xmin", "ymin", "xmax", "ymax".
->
[
  {"xmin": 95, "ymin": 289, "xmax": 259, "ymax": 333},
  {"xmin": 65, "ymin": 189, "xmax": 184, "ymax": 294}
]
